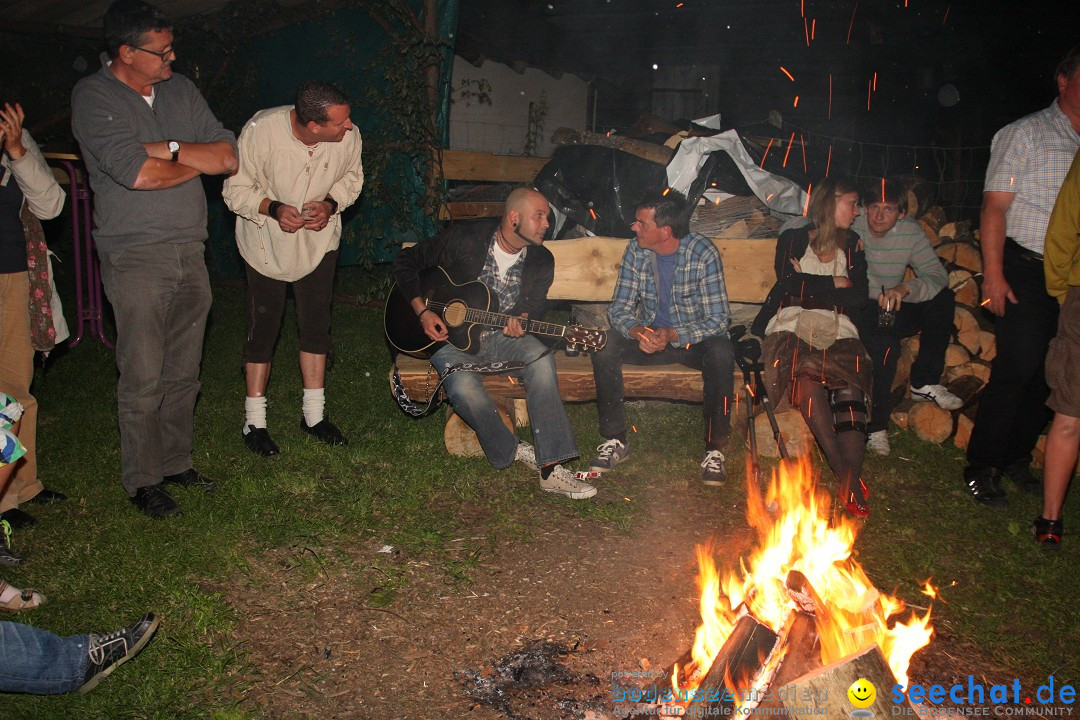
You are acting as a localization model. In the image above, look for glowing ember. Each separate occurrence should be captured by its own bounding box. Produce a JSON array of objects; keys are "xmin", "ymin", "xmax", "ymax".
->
[{"xmin": 670, "ymin": 458, "xmax": 933, "ymax": 705}]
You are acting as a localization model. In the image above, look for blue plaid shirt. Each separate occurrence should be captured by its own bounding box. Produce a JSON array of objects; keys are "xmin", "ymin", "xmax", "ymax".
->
[{"xmin": 608, "ymin": 232, "xmax": 731, "ymax": 346}]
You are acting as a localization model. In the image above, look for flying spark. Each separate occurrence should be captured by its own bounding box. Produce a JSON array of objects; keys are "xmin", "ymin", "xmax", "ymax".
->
[
  {"xmin": 846, "ymin": 0, "xmax": 859, "ymax": 44},
  {"xmin": 825, "ymin": 144, "xmax": 833, "ymax": 177},
  {"xmin": 803, "ymin": 182, "xmax": 813, "ymax": 216},
  {"xmin": 793, "ymin": 95, "xmax": 800, "ymax": 108},
  {"xmin": 760, "ymin": 137, "xmax": 775, "ymax": 168},
  {"xmin": 782, "ymin": 131, "xmax": 796, "ymax": 167},
  {"xmin": 780, "ymin": 66, "xmax": 795, "ymax": 82}
]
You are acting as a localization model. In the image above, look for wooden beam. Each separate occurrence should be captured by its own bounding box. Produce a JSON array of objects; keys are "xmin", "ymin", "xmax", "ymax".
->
[
  {"xmin": 439, "ymin": 201, "xmax": 506, "ymax": 221},
  {"xmin": 544, "ymin": 236, "xmax": 776, "ymax": 303},
  {"xmin": 439, "ymin": 149, "xmax": 548, "ymax": 183}
]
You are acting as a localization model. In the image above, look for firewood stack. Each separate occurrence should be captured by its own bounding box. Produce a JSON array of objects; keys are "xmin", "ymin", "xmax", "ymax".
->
[{"xmin": 886, "ymin": 181, "xmax": 1000, "ymax": 456}]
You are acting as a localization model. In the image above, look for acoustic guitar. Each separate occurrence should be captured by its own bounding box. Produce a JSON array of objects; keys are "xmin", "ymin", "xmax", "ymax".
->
[{"xmin": 384, "ymin": 266, "xmax": 606, "ymax": 357}]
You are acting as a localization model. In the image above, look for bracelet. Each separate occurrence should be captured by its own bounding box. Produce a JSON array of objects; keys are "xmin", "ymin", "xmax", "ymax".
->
[
  {"xmin": 417, "ymin": 308, "xmax": 434, "ymax": 319},
  {"xmin": 324, "ymin": 196, "xmax": 338, "ymax": 215},
  {"xmin": 267, "ymin": 200, "xmax": 283, "ymax": 220}
]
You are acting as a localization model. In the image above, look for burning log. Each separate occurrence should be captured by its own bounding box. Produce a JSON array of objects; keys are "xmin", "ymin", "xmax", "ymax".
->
[
  {"xmin": 779, "ymin": 644, "xmax": 907, "ymax": 718},
  {"xmin": 685, "ymin": 611, "xmax": 779, "ymax": 716}
]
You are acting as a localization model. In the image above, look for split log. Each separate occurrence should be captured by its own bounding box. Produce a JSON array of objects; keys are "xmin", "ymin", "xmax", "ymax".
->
[
  {"xmin": 944, "ymin": 343, "xmax": 971, "ymax": 368},
  {"xmin": 898, "ymin": 176, "xmax": 938, "ymax": 218},
  {"xmin": 686, "ymin": 613, "xmax": 779, "ymax": 717},
  {"xmin": 755, "ymin": 408, "xmax": 814, "ymax": 458},
  {"xmin": 918, "ymin": 219, "xmax": 940, "ymax": 248},
  {"xmin": 890, "ymin": 398, "xmax": 916, "ymax": 429},
  {"xmin": 936, "ymin": 240, "xmax": 983, "ymax": 273},
  {"xmin": 954, "ymin": 412, "xmax": 975, "ymax": 451},
  {"xmin": 780, "ymin": 645, "xmax": 912, "ymax": 719},
  {"xmin": 891, "ymin": 342, "xmax": 915, "ymax": 392},
  {"xmin": 946, "ymin": 374, "xmax": 986, "ymax": 406},
  {"xmin": 938, "ymin": 221, "xmax": 957, "ymax": 241},
  {"xmin": 944, "ymin": 359, "xmax": 991, "ymax": 384},
  {"xmin": 948, "ymin": 268, "xmax": 981, "ymax": 307},
  {"xmin": 445, "ymin": 405, "xmax": 513, "ymax": 456},
  {"xmin": 908, "ymin": 401, "xmax": 953, "ymax": 443},
  {"xmin": 953, "ymin": 304, "xmax": 988, "ymax": 355},
  {"xmin": 979, "ymin": 330, "xmax": 997, "ymax": 361},
  {"xmin": 920, "ymin": 205, "xmax": 948, "ymax": 232}
]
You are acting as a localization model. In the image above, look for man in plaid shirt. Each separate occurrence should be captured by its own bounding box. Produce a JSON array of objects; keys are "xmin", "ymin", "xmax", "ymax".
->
[{"xmin": 589, "ymin": 190, "xmax": 735, "ymax": 484}]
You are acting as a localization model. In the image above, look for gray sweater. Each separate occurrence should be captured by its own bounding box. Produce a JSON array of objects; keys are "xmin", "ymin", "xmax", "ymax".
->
[
  {"xmin": 71, "ymin": 56, "xmax": 236, "ymax": 252},
  {"xmin": 852, "ymin": 216, "xmax": 948, "ymax": 304}
]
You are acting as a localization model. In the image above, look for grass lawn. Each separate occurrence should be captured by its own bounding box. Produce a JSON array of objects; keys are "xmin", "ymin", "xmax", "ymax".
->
[{"xmin": 3, "ymin": 268, "xmax": 1077, "ymax": 718}]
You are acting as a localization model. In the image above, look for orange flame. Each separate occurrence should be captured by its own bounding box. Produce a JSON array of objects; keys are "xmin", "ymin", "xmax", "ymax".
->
[{"xmin": 671, "ymin": 458, "xmax": 933, "ymax": 699}]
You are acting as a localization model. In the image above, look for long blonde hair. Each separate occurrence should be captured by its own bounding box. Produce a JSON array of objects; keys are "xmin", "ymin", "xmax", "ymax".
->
[{"xmin": 807, "ymin": 176, "xmax": 859, "ymax": 256}]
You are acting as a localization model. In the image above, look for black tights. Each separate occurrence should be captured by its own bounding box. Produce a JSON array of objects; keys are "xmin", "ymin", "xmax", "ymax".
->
[{"xmin": 794, "ymin": 378, "xmax": 865, "ymax": 493}]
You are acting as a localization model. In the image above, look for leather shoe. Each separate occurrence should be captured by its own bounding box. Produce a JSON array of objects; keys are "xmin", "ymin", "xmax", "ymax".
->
[
  {"xmin": 0, "ymin": 508, "xmax": 37, "ymax": 529},
  {"xmin": 29, "ymin": 488, "xmax": 68, "ymax": 504},
  {"xmin": 131, "ymin": 485, "xmax": 180, "ymax": 518},
  {"xmin": 163, "ymin": 469, "xmax": 216, "ymax": 494},
  {"xmin": 300, "ymin": 417, "xmax": 348, "ymax": 446},
  {"xmin": 243, "ymin": 425, "xmax": 280, "ymax": 458}
]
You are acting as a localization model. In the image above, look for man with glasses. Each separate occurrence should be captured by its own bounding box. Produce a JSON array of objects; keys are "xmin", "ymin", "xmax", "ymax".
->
[
  {"xmin": 852, "ymin": 179, "xmax": 960, "ymax": 458},
  {"xmin": 71, "ymin": 0, "xmax": 237, "ymax": 518}
]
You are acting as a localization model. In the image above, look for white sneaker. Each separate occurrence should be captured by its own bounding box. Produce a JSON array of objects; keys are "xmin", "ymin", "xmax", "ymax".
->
[
  {"xmin": 910, "ymin": 383, "xmax": 963, "ymax": 410},
  {"xmin": 515, "ymin": 442, "xmax": 539, "ymax": 471},
  {"xmin": 540, "ymin": 465, "xmax": 597, "ymax": 499},
  {"xmin": 700, "ymin": 450, "xmax": 728, "ymax": 486},
  {"xmin": 866, "ymin": 430, "xmax": 890, "ymax": 456}
]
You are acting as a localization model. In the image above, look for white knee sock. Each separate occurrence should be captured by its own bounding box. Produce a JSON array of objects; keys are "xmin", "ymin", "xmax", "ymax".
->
[
  {"xmin": 244, "ymin": 396, "xmax": 267, "ymax": 434},
  {"xmin": 303, "ymin": 388, "xmax": 325, "ymax": 427}
]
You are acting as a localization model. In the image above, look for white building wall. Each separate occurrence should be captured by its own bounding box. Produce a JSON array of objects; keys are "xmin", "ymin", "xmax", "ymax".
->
[{"xmin": 449, "ymin": 55, "xmax": 589, "ymax": 157}]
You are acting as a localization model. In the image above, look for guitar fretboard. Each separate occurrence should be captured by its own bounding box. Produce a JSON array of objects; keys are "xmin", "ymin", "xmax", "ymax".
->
[{"xmin": 464, "ymin": 308, "xmax": 566, "ymax": 338}]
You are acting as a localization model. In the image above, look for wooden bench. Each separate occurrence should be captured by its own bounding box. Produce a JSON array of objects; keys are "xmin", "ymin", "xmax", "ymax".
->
[{"xmin": 393, "ymin": 234, "xmax": 796, "ymax": 456}]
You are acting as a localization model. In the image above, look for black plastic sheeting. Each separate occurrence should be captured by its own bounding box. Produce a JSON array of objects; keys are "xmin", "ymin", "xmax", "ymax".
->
[{"xmin": 534, "ymin": 141, "xmax": 767, "ymax": 239}]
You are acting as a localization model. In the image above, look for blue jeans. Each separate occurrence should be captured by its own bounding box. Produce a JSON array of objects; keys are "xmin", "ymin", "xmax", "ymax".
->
[
  {"xmin": 98, "ymin": 242, "xmax": 213, "ymax": 494},
  {"xmin": 0, "ymin": 621, "xmax": 88, "ymax": 694},
  {"xmin": 431, "ymin": 334, "xmax": 578, "ymax": 469}
]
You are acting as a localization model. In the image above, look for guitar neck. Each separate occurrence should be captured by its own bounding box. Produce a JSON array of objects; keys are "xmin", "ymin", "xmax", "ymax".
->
[{"xmin": 463, "ymin": 308, "xmax": 566, "ymax": 338}]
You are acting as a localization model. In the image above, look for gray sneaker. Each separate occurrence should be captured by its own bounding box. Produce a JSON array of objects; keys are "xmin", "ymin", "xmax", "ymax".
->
[
  {"xmin": 590, "ymin": 439, "xmax": 629, "ymax": 472},
  {"xmin": 540, "ymin": 466, "xmax": 597, "ymax": 499},
  {"xmin": 79, "ymin": 612, "xmax": 160, "ymax": 694},
  {"xmin": 700, "ymin": 450, "xmax": 728, "ymax": 486}
]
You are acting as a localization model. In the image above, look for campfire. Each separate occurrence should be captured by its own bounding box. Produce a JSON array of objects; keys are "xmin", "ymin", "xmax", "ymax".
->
[{"xmin": 652, "ymin": 458, "xmax": 934, "ymax": 717}]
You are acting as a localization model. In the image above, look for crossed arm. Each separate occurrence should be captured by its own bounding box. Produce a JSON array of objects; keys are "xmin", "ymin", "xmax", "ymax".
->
[{"xmin": 134, "ymin": 140, "xmax": 236, "ymax": 190}]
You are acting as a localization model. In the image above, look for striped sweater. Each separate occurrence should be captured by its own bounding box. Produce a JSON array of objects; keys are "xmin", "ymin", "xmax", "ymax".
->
[{"xmin": 852, "ymin": 216, "xmax": 948, "ymax": 304}]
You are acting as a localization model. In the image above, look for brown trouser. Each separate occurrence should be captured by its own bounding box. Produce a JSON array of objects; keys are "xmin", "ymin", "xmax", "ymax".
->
[{"xmin": 0, "ymin": 271, "xmax": 42, "ymax": 512}]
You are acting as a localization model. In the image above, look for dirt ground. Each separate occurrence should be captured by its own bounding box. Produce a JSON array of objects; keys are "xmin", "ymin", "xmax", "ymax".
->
[{"xmin": 227, "ymin": 483, "xmax": 1015, "ymax": 720}]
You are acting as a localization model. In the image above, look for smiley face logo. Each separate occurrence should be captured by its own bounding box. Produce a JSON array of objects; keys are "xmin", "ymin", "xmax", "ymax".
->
[{"xmin": 848, "ymin": 678, "xmax": 876, "ymax": 709}]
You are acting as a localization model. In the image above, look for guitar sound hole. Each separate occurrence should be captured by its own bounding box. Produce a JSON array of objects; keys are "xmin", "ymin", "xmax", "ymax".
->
[{"xmin": 443, "ymin": 301, "xmax": 467, "ymax": 328}]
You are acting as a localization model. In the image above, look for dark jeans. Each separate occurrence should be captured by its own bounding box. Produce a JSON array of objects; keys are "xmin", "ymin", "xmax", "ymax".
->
[
  {"xmin": 591, "ymin": 331, "xmax": 734, "ymax": 449},
  {"xmin": 98, "ymin": 242, "xmax": 212, "ymax": 495},
  {"xmin": 243, "ymin": 251, "xmax": 338, "ymax": 363},
  {"xmin": 858, "ymin": 287, "xmax": 955, "ymax": 433},
  {"xmin": 966, "ymin": 241, "xmax": 1059, "ymax": 470}
]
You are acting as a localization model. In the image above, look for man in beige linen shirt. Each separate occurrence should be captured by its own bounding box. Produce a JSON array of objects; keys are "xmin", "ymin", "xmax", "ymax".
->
[{"xmin": 223, "ymin": 80, "xmax": 363, "ymax": 457}]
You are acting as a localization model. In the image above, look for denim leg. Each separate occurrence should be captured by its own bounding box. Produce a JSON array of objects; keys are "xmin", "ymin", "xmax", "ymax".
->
[
  {"xmin": 431, "ymin": 343, "xmax": 520, "ymax": 469},
  {"xmin": 100, "ymin": 242, "xmax": 211, "ymax": 493},
  {"xmin": 591, "ymin": 332, "xmax": 635, "ymax": 440},
  {"xmin": 907, "ymin": 288, "xmax": 955, "ymax": 388},
  {"xmin": 0, "ymin": 621, "xmax": 88, "ymax": 694},
  {"xmin": 488, "ymin": 335, "xmax": 578, "ymax": 467}
]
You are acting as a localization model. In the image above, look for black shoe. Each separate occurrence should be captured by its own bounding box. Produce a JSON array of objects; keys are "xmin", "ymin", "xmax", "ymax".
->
[
  {"xmin": 162, "ymin": 468, "xmax": 216, "ymax": 494},
  {"xmin": 0, "ymin": 519, "xmax": 22, "ymax": 567},
  {"xmin": 963, "ymin": 466, "xmax": 1008, "ymax": 509},
  {"xmin": 1004, "ymin": 460, "xmax": 1041, "ymax": 496},
  {"xmin": 0, "ymin": 507, "xmax": 37, "ymax": 529},
  {"xmin": 300, "ymin": 417, "xmax": 348, "ymax": 446},
  {"xmin": 1033, "ymin": 515, "xmax": 1063, "ymax": 550},
  {"xmin": 28, "ymin": 488, "xmax": 68, "ymax": 504},
  {"xmin": 131, "ymin": 485, "xmax": 181, "ymax": 518},
  {"xmin": 243, "ymin": 425, "xmax": 280, "ymax": 458},
  {"xmin": 79, "ymin": 612, "xmax": 160, "ymax": 694}
]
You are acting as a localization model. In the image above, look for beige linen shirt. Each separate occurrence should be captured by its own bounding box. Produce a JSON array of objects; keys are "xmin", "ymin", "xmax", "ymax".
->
[
  {"xmin": 223, "ymin": 105, "xmax": 363, "ymax": 281},
  {"xmin": 0, "ymin": 129, "xmax": 66, "ymax": 221}
]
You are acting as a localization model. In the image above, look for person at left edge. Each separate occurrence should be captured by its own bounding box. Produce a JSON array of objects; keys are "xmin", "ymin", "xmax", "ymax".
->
[
  {"xmin": 71, "ymin": 0, "xmax": 237, "ymax": 518},
  {"xmin": 392, "ymin": 188, "xmax": 595, "ymax": 500},
  {"xmin": 223, "ymin": 80, "xmax": 363, "ymax": 457}
]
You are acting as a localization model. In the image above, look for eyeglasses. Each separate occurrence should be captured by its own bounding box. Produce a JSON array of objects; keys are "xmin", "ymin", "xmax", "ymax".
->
[{"xmin": 130, "ymin": 45, "xmax": 174, "ymax": 61}]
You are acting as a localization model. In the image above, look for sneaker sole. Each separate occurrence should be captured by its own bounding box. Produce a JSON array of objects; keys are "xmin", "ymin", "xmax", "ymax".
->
[
  {"xmin": 911, "ymin": 393, "xmax": 962, "ymax": 411},
  {"xmin": 701, "ymin": 477, "xmax": 725, "ymax": 487},
  {"xmin": 79, "ymin": 614, "xmax": 161, "ymax": 694},
  {"xmin": 541, "ymin": 485, "xmax": 597, "ymax": 500}
]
